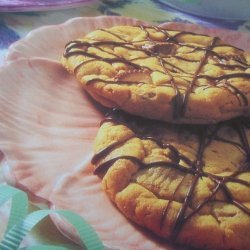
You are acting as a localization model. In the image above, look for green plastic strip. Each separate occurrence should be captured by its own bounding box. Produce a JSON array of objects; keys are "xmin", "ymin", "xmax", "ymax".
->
[
  {"xmin": 0, "ymin": 184, "xmax": 28, "ymax": 233},
  {"xmin": 0, "ymin": 185, "xmax": 104, "ymax": 250}
]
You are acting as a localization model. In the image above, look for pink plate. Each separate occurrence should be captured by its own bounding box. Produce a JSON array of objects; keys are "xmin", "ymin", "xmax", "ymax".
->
[
  {"xmin": 5, "ymin": 16, "xmax": 146, "ymax": 63},
  {"xmin": 0, "ymin": 58, "xmax": 103, "ymax": 202},
  {"xmin": 1, "ymin": 16, "xmax": 250, "ymax": 249}
]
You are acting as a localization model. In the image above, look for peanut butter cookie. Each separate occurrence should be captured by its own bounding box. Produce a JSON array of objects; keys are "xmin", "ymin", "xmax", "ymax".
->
[
  {"xmin": 92, "ymin": 110, "xmax": 250, "ymax": 250},
  {"xmin": 62, "ymin": 25, "xmax": 250, "ymax": 124}
]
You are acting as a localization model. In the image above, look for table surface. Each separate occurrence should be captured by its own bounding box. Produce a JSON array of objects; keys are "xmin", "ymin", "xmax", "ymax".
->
[{"xmin": 0, "ymin": 0, "xmax": 250, "ymax": 248}]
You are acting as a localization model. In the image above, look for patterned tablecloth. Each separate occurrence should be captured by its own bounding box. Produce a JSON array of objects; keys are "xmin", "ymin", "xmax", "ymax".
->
[{"xmin": 0, "ymin": 0, "xmax": 249, "ymax": 248}]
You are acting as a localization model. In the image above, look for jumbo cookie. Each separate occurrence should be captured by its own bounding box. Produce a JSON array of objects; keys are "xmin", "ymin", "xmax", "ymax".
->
[
  {"xmin": 91, "ymin": 110, "xmax": 250, "ymax": 250},
  {"xmin": 62, "ymin": 25, "xmax": 250, "ymax": 124}
]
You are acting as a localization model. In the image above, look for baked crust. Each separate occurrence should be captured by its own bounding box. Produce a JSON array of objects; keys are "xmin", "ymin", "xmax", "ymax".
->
[
  {"xmin": 62, "ymin": 25, "xmax": 250, "ymax": 124},
  {"xmin": 92, "ymin": 111, "xmax": 250, "ymax": 250}
]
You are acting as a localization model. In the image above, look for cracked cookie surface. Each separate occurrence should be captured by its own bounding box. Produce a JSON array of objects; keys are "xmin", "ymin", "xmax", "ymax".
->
[
  {"xmin": 62, "ymin": 25, "xmax": 250, "ymax": 124},
  {"xmin": 92, "ymin": 111, "xmax": 250, "ymax": 250}
]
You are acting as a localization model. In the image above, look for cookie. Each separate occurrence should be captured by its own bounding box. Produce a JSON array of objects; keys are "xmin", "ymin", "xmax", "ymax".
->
[
  {"xmin": 91, "ymin": 110, "xmax": 250, "ymax": 250},
  {"xmin": 62, "ymin": 25, "xmax": 250, "ymax": 124}
]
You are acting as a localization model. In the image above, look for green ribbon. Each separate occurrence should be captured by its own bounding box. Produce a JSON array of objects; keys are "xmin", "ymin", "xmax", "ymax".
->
[
  {"xmin": 0, "ymin": 185, "xmax": 29, "ymax": 233},
  {"xmin": 0, "ymin": 184, "xmax": 104, "ymax": 250}
]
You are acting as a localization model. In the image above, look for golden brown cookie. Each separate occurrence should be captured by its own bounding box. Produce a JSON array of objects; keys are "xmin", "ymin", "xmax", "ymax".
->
[
  {"xmin": 62, "ymin": 25, "xmax": 250, "ymax": 124},
  {"xmin": 91, "ymin": 110, "xmax": 250, "ymax": 250}
]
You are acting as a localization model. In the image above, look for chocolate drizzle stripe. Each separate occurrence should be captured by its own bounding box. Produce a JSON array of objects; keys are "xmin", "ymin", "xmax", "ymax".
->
[
  {"xmin": 203, "ymin": 171, "xmax": 250, "ymax": 187},
  {"xmin": 64, "ymin": 50, "xmax": 101, "ymax": 59},
  {"xmin": 86, "ymin": 78, "xmax": 148, "ymax": 86},
  {"xmin": 197, "ymin": 73, "xmax": 250, "ymax": 106},
  {"xmin": 220, "ymin": 182, "xmax": 250, "ymax": 215},
  {"xmin": 171, "ymin": 174, "xmax": 200, "ymax": 240},
  {"xmin": 66, "ymin": 40, "xmax": 150, "ymax": 55},
  {"xmin": 224, "ymin": 176, "xmax": 250, "ymax": 186},
  {"xmin": 194, "ymin": 126, "xmax": 208, "ymax": 169},
  {"xmin": 183, "ymin": 181, "xmax": 221, "ymax": 222},
  {"xmin": 91, "ymin": 136, "xmax": 133, "ymax": 165},
  {"xmin": 180, "ymin": 37, "xmax": 219, "ymax": 116},
  {"xmin": 160, "ymin": 174, "xmax": 188, "ymax": 229},
  {"xmin": 94, "ymin": 156, "xmax": 197, "ymax": 176},
  {"xmin": 214, "ymin": 136, "xmax": 244, "ymax": 152},
  {"xmin": 65, "ymin": 50, "xmax": 143, "ymax": 70},
  {"xmin": 213, "ymin": 63, "xmax": 248, "ymax": 70},
  {"xmin": 93, "ymin": 156, "xmax": 143, "ymax": 175},
  {"xmin": 231, "ymin": 199, "xmax": 250, "ymax": 215},
  {"xmin": 98, "ymin": 28, "xmax": 127, "ymax": 42},
  {"xmin": 197, "ymin": 72, "xmax": 250, "ymax": 81},
  {"xmin": 156, "ymin": 56, "xmax": 183, "ymax": 119},
  {"xmin": 170, "ymin": 125, "xmax": 208, "ymax": 240},
  {"xmin": 225, "ymin": 82, "xmax": 248, "ymax": 106}
]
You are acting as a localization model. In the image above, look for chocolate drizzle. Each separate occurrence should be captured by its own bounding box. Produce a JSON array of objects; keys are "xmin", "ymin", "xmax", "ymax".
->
[
  {"xmin": 64, "ymin": 25, "xmax": 250, "ymax": 120},
  {"xmin": 91, "ymin": 110, "xmax": 250, "ymax": 242}
]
